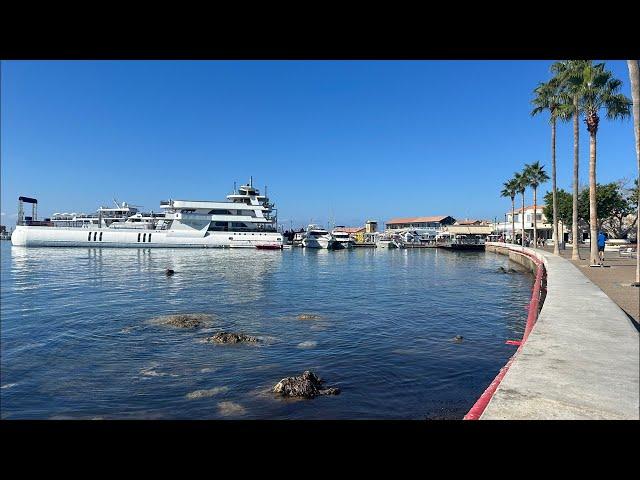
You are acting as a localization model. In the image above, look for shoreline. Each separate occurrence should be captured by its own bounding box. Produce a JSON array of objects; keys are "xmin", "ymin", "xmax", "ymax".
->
[{"xmin": 476, "ymin": 242, "xmax": 639, "ymax": 420}]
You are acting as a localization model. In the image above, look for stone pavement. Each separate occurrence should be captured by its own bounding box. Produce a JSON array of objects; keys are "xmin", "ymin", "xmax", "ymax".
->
[{"xmin": 541, "ymin": 245, "xmax": 639, "ymax": 324}]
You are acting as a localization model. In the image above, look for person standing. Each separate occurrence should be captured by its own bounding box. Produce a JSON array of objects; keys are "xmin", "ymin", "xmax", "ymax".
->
[{"xmin": 597, "ymin": 230, "xmax": 607, "ymax": 265}]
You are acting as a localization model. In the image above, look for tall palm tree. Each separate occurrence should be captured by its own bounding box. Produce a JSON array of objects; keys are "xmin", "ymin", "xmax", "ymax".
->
[
  {"xmin": 565, "ymin": 62, "xmax": 632, "ymax": 264},
  {"xmin": 513, "ymin": 171, "xmax": 528, "ymax": 246},
  {"xmin": 552, "ymin": 60, "xmax": 590, "ymax": 261},
  {"xmin": 501, "ymin": 178, "xmax": 518, "ymax": 244},
  {"xmin": 628, "ymin": 60, "xmax": 640, "ymax": 286},
  {"xmin": 523, "ymin": 161, "xmax": 550, "ymax": 248},
  {"xmin": 531, "ymin": 78, "xmax": 562, "ymax": 254}
]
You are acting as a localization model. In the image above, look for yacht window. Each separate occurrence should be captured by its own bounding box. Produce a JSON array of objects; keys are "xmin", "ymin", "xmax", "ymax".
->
[
  {"xmin": 93, "ymin": 232, "xmax": 97, "ymax": 241},
  {"xmin": 148, "ymin": 234, "xmax": 152, "ymax": 242},
  {"xmin": 208, "ymin": 209, "xmax": 232, "ymax": 215},
  {"xmin": 99, "ymin": 232, "xmax": 103, "ymax": 241},
  {"xmin": 143, "ymin": 233, "xmax": 147, "ymax": 242},
  {"xmin": 138, "ymin": 233, "xmax": 141, "ymax": 242},
  {"xmin": 88, "ymin": 232, "xmax": 91, "ymax": 241}
]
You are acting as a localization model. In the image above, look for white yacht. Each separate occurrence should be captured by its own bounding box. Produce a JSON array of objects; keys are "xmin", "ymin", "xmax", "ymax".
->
[
  {"xmin": 11, "ymin": 178, "xmax": 283, "ymax": 249},
  {"xmin": 331, "ymin": 227, "xmax": 354, "ymax": 249},
  {"xmin": 301, "ymin": 224, "xmax": 334, "ymax": 249}
]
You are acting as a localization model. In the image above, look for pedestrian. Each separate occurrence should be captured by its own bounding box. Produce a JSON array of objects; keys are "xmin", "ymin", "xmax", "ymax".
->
[{"xmin": 597, "ymin": 230, "xmax": 607, "ymax": 265}]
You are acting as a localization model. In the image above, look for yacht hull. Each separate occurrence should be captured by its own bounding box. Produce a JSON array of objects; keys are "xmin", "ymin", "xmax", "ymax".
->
[
  {"xmin": 302, "ymin": 237, "xmax": 333, "ymax": 249},
  {"xmin": 10, "ymin": 226, "xmax": 283, "ymax": 249}
]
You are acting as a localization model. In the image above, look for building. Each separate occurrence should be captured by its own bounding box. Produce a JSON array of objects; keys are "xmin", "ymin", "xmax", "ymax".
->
[
  {"xmin": 495, "ymin": 205, "xmax": 554, "ymax": 243},
  {"xmin": 385, "ymin": 216, "xmax": 456, "ymax": 231}
]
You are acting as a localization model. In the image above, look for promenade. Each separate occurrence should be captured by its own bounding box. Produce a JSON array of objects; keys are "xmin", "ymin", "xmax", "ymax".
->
[
  {"xmin": 481, "ymin": 244, "xmax": 639, "ymax": 420},
  {"xmin": 541, "ymin": 245, "xmax": 639, "ymax": 324}
]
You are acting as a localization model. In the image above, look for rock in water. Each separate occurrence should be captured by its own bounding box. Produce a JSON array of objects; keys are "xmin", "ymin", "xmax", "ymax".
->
[
  {"xmin": 165, "ymin": 269, "xmax": 175, "ymax": 276},
  {"xmin": 204, "ymin": 332, "xmax": 259, "ymax": 344},
  {"xmin": 272, "ymin": 370, "xmax": 340, "ymax": 398},
  {"xmin": 453, "ymin": 335, "xmax": 464, "ymax": 343},
  {"xmin": 152, "ymin": 313, "xmax": 211, "ymax": 328},
  {"xmin": 297, "ymin": 313, "xmax": 321, "ymax": 320}
]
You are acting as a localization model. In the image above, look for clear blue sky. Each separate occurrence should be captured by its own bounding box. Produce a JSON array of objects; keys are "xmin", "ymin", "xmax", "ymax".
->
[{"xmin": 1, "ymin": 60, "xmax": 637, "ymax": 228}]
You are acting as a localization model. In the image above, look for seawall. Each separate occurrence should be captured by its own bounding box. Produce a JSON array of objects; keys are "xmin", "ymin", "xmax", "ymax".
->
[{"xmin": 476, "ymin": 243, "xmax": 639, "ymax": 420}]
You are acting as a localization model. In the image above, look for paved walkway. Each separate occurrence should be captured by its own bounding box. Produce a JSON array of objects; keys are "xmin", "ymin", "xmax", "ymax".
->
[
  {"xmin": 481, "ymin": 245, "xmax": 639, "ymax": 420},
  {"xmin": 540, "ymin": 245, "xmax": 639, "ymax": 324}
]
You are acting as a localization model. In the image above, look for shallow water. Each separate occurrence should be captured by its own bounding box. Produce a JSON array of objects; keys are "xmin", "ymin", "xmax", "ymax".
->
[{"xmin": 0, "ymin": 242, "xmax": 532, "ymax": 419}]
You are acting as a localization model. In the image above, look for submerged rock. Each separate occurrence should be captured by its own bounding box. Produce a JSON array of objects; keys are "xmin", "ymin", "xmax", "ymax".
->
[
  {"xmin": 297, "ymin": 313, "xmax": 321, "ymax": 320},
  {"xmin": 453, "ymin": 335, "xmax": 464, "ymax": 343},
  {"xmin": 272, "ymin": 370, "xmax": 340, "ymax": 398},
  {"xmin": 186, "ymin": 386, "xmax": 229, "ymax": 400},
  {"xmin": 152, "ymin": 313, "xmax": 211, "ymax": 329},
  {"xmin": 204, "ymin": 332, "xmax": 260, "ymax": 344},
  {"xmin": 165, "ymin": 269, "xmax": 175, "ymax": 276},
  {"xmin": 217, "ymin": 401, "xmax": 247, "ymax": 416}
]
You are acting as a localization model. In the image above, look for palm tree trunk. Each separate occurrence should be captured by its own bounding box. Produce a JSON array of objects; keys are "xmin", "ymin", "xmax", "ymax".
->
[
  {"xmin": 589, "ymin": 132, "xmax": 599, "ymax": 265},
  {"xmin": 533, "ymin": 187, "xmax": 538, "ymax": 247},
  {"xmin": 521, "ymin": 192, "xmax": 525, "ymax": 247},
  {"xmin": 552, "ymin": 117, "xmax": 560, "ymax": 255},
  {"xmin": 511, "ymin": 197, "xmax": 516, "ymax": 244},
  {"xmin": 627, "ymin": 60, "xmax": 640, "ymax": 285},
  {"xmin": 572, "ymin": 96, "xmax": 580, "ymax": 260}
]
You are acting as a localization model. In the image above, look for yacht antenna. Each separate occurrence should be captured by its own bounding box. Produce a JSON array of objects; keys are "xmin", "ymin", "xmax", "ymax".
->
[
  {"xmin": 250, "ymin": 176, "xmax": 253, "ymax": 188},
  {"xmin": 113, "ymin": 198, "xmax": 120, "ymax": 208},
  {"xmin": 233, "ymin": 181, "xmax": 236, "ymax": 194}
]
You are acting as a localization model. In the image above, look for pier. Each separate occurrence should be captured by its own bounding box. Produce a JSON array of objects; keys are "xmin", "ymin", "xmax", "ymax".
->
[{"xmin": 475, "ymin": 243, "xmax": 639, "ymax": 420}]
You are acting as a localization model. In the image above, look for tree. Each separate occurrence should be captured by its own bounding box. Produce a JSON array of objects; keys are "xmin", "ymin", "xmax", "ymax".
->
[
  {"xmin": 523, "ymin": 161, "xmax": 549, "ymax": 247},
  {"xmin": 513, "ymin": 171, "xmax": 528, "ymax": 246},
  {"xmin": 564, "ymin": 62, "xmax": 632, "ymax": 264},
  {"xmin": 501, "ymin": 178, "xmax": 519, "ymax": 244},
  {"xmin": 627, "ymin": 60, "xmax": 639, "ymax": 286},
  {"xmin": 552, "ymin": 60, "xmax": 590, "ymax": 261},
  {"xmin": 578, "ymin": 182, "xmax": 637, "ymax": 238},
  {"xmin": 532, "ymin": 78, "xmax": 563, "ymax": 253},
  {"xmin": 543, "ymin": 188, "xmax": 574, "ymax": 228}
]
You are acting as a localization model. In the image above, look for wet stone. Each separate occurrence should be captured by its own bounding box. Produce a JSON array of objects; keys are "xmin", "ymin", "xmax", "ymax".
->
[
  {"xmin": 165, "ymin": 269, "xmax": 175, "ymax": 276},
  {"xmin": 272, "ymin": 370, "xmax": 340, "ymax": 398},
  {"xmin": 204, "ymin": 332, "xmax": 260, "ymax": 344},
  {"xmin": 152, "ymin": 313, "xmax": 212, "ymax": 329},
  {"xmin": 453, "ymin": 335, "xmax": 464, "ymax": 343},
  {"xmin": 297, "ymin": 313, "xmax": 321, "ymax": 320}
]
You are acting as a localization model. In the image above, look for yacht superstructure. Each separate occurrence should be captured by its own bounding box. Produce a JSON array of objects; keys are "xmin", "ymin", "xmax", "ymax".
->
[
  {"xmin": 331, "ymin": 227, "xmax": 354, "ymax": 249},
  {"xmin": 11, "ymin": 179, "xmax": 283, "ymax": 249}
]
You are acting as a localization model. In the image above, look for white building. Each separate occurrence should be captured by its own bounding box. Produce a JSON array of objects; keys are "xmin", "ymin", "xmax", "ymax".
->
[{"xmin": 495, "ymin": 205, "xmax": 556, "ymax": 243}]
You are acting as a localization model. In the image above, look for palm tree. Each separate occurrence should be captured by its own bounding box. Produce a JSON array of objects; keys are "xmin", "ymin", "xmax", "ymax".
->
[
  {"xmin": 628, "ymin": 60, "xmax": 640, "ymax": 286},
  {"xmin": 513, "ymin": 171, "xmax": 528, "ymax": 246},
  {"xmin": 523, "ymin": 161, "xmax": 550, "ymax": 248},
  {"xmin": 552, "ymin": 60, "xmax": 590, "ymax": 260},
  {"xmin": 564, "ymin": 62, "xmax": 632, "ymax": 264},
  {"xmin": 501, "ymin": 178, "xmax": 518, "ymax": 244},
  {"xmin": 531, "ymin": 78, "xmax": 562, "ymax": 254}
]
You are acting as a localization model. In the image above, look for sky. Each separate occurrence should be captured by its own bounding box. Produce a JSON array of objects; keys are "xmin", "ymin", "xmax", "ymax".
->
[{"xmin": 1, "ymin": 60, "xmax": 637, "ymax": 229}]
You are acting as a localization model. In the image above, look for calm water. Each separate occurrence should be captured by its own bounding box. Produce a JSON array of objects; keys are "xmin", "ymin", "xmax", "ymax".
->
[{"xmin": 0, "ymin": 242, "xmax": 533, "ymax": 419}]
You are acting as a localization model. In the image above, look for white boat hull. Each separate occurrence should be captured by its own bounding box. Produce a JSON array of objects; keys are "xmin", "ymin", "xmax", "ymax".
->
[
  {"xmin": 302, "ymin": 237, "xmax": 334, "ymax": 249},
  {"xmin": 10, "ymin": 226, "xmax": 283, "ymax": 249}
]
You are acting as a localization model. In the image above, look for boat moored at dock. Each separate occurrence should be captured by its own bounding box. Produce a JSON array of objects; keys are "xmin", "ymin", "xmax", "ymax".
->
[
  {"xmin": 11, "ymin": 179, "xmax": 283, "ymax": 249},
  {"xmin": 301, "ymin": 224, "xmax": 335, "ymax": 249},
  {"xmin": 436, "ymin": 232, "xmax": 485, "ymax": 251}
]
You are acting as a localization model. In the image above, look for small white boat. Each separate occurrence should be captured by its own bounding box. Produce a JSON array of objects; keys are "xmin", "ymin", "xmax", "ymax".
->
[
  {"xmin": 331, "ymin": 228, "xmax": 354, "ymax": 249},
  {"xmin": 302, "ymin": 224, "xmax": 334, "ymax": 249}
]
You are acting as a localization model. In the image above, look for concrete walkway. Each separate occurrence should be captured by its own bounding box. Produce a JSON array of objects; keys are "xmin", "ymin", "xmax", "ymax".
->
[{"xmin": 481, "ymin": 245, "xmax": 639, "ymax": 420}]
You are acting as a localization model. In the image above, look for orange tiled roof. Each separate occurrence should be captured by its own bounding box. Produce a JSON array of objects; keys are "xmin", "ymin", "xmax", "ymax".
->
[{"xmin": 334, "ymin": 226, "xmax": 364, "ymax": 234}]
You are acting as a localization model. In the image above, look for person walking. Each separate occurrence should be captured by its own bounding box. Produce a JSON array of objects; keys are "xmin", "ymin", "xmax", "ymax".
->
[{"xmin": 597, "ymin": 230, "xmax": 607, "ymax": 265}]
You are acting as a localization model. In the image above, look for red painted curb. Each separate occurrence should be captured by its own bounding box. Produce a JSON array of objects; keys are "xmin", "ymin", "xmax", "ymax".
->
[{"xmin": 463, "ymin": 249, "xmax": 545, "ymax": 420}]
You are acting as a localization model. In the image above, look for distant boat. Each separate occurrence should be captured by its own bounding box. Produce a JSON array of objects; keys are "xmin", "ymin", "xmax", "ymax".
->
[
  {"xmin": 302, "ymin": 224, "xmax": 334, "ymax": 249},
  {"xmin": 331, "ymin": 228, "xmax": 354, "ymax": 249},
  {"xmin": 437, "ymin": 233, "xmax": 485, "ymax": 251}
]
